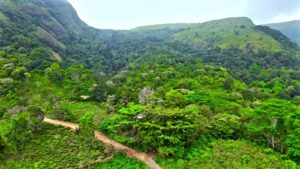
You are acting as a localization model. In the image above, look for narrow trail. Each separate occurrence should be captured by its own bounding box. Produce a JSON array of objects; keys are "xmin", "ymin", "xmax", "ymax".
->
[
  {"xmin": 43, "ymin": 117, "xmax": 162, "ymax": 169},
  {"xmin": 43, "ymin": 118, "xmax": 79, "ymax": 131}
]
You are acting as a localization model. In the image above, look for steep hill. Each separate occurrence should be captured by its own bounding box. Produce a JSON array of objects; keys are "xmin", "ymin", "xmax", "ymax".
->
[
  {"xmin": 132, "ymin": 17, "xmax": 300, "ymax": 81},
  {"xmin": 1, "ymin": 0, "xmax": 299, "ymax": 79},
  {"xmin": 265, "ymin": 20, "xmax": 300, "ymax": 45},
  {"xmin": 1, "ymin": 1, "xmax": 300, "ymax": 168},
  {"xmin": 133, "ymin": 17, "xmax": 298, "ymax": 51},
  {"xmin": 0, "ymin": 0, "xmax": 109, "ymax": 70}
]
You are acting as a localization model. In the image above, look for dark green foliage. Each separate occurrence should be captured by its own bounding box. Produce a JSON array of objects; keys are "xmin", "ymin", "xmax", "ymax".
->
[
  {"xmin": 224, "ymin": 77, "xmax": 234, "ymax": 90},
  {"xmin": 0, "ymin": 135, "xmax": 4, "ymax": 159},
  {"xmin": 92, "ymin": 81, "xmax": 110, "ymax": 102},
  {"xmin": 64, "ymin": 64, "xmax": 96, "ymax": 98},
  {"xmin": 241, "ymin": 89, "xmax": 255, "ymax": 101},
  {"xmin": 265, "ymin": 20, "xmax": 300, "ymax": 45},
  {"xmin": 51, "ymin": 100, "xmax": 74, "ymax": 121},
  {"xmin": 27, "ymin": 105, "xmax": 44, "ymax": 121},
  {"xmin": 27, "ymin": 105, "xmax": 44, "ymax": 133},
  {"xmin": 157, "ymin": 139, "xmax": 293, "ymax": 169},
  {"xmin": 255, "ymin": 26, "xmax": 298, "ymax": 49}
]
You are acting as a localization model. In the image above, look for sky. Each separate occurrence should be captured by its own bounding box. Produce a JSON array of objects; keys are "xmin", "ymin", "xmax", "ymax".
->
[{"xmin": 67, "ymin": 0, "xmax": 300, "ymax": 30}]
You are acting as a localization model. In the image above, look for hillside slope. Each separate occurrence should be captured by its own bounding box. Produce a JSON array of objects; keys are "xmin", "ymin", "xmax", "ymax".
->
[
  {"xmin": 132, "ymin": 17, "xmax": 300, "ymax": 81},
  {"xmin": 1, "ymin": 1, "xmax": 300, "ymax": 168},
  {"xmin": 133, "ymin": 17, "xmax": 298, "ymax": 51},
  {"xmin": 265, "ymin": 20, "xmax": 300, "ymax": 45},
  {"xmin": 0, "ymin": 0, "xmax": 109, "ymax": 70},
  {"xmin": 1, "ymin": 0, "xmax": 299, "ymax": 79}
]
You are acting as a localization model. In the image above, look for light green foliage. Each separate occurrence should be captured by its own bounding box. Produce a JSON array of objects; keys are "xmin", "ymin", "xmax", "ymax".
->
[
  {"xmin": 211, "ymin": 113, "xmax": 241, "ymax": 138},
  {"xmin": 157, "ymin": 139, "xmax": 293, "ymax": 169},
  {"xmin": 11, "ymin": 66, "xmax": 26, "ymax": 80},
  {"xmin": 45, "ymin": 63, "xmax": 63, "ymax": 82},
  {"xmin": 172, "ymin": 17, "xmax": 282, "ymax": 51},
  {"xmin": 62, "ymin": 101, "xmax": 105, "ymax": 122},
  {"xmin": 246, "ymin": 99, "xmax": 296, "ymax": 151},
  {"xmin": 99, "ymin": 103, "xmax": 144, "ymax": 144},
  {"xmin": 165, "ymin": 89, "xmax": 193, "ymax": 107},
  {"xmin": 93, "ymin": 153, "xmax": 148, "ymax": 169},
  {"xmin": 3, "ymin": 113, "xmax": 32, "ymax": 154},
  {"xmin": 286, "ymin": 110, "xmax": 300, "ymax": 160},
  {"xmin": 79, "ymin": 111, "xmax": 96, "ymax": 168},
  {"xmin": 79, "ymin": 111, "xmax": 95, "ymax": 136},
  {"xmin": 1, "ymin": 124, "xmax": 105, "ymax": 169},
  {"xmin": 134, "ymin": 107, "xmax": 208, "ymax": 157}
]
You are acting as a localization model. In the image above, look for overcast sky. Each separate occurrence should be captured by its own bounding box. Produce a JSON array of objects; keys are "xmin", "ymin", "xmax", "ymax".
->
[{"xmin": 67, "ymin": 0, "xmax": 300, "ymax": 30}]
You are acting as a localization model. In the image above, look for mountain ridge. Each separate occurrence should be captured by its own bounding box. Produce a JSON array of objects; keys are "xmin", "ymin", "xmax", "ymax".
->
[
  {"xmin": 264, "ymin": 20, "xmax": 300, "ymax": 45},
  {"xmin": 1, "ymin": 1, "xmax": 300, "ymax": 168}
]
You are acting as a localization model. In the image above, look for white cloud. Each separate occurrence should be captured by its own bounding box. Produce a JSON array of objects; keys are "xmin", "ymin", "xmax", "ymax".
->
[
  {"xmin": 269, "ymin": 8, "xmax": 300, "ymax": 23},
  {"xmin": 67, "ymin": 0, "xmax": 300, "ymax": 29}
]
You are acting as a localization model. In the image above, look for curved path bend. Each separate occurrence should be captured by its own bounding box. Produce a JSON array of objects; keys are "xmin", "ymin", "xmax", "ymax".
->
[{"xmin": 43, "ymin": 117, "xmax": 162, "ymax": 169}]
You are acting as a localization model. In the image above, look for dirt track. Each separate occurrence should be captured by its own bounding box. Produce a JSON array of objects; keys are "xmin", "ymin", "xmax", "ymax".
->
[{"xmin": 43, "ymin": 117, "xmax": 162, "ymax": 169}]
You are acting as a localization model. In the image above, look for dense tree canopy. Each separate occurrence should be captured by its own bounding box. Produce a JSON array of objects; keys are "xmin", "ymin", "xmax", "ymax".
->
[{"xmin": 0, "ymin": 0, "xmax": 300, "ymax": 168}]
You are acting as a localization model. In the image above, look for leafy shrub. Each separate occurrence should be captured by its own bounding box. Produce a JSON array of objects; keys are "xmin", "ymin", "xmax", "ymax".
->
[
  {"xmin": 93, "ymin": 153, "xmax": 147, "ymax": 169},
  {"xmin": 211, "ymin": 113, "xmax": 241, "ymax": 138}
]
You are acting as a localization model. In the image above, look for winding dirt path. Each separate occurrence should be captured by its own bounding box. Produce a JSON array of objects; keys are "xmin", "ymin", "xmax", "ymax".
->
[
  {"xmin": 43, "ymin": 118, "xmax": 79, "ymax": 131},
  {"xmin": 43, "ymin": 117, "xmax": 162, "ymax": 169}
]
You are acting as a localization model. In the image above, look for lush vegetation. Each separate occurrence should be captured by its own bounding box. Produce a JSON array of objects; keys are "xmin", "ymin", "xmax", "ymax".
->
[{"xmin": 1, "ymin": 0, "xmax": 300, "ymax": 168}]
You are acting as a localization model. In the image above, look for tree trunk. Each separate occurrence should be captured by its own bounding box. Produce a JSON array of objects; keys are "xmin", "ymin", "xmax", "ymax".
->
[
  {"xmin": 270, "ymin": 119, "xmax": 278, "ymax": 148},
  {"xmin": 271, "ymin": 135, "xmax": 275, "ymax": 148},
  {"xmin": 280, "ymin": 143, "xmax": 284, "ymax": 153}
]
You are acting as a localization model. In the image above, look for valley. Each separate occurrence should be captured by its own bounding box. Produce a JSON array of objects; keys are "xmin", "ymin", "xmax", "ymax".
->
[{"xmin": 0, "ymin": 0, "xmax": 300, "ymax": 168}]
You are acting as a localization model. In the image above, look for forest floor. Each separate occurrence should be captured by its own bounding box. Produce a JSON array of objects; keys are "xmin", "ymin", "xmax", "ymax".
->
[{"xmin": 43, "ymin": 117, "xmax": 162, "ymax": 169}]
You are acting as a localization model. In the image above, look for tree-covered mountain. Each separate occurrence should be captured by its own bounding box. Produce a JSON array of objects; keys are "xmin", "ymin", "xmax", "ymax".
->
[
  {"xmin": 265, "ymin": 20, "xmax": 300, "ymax": 45},
  {"xmin": 134, "ymin": 17, "xmax": 298, "ymax": 50},
  {"xmin": 0, "ymin": 0, "xmax": 112, "ymax": 71},
  {"xmin": 132, "ymin": 17, "xmax": 300, "ymax": 82},
  {"xmin": 1, "ymin": 0, "xmax": 300, "ymax": 168}
]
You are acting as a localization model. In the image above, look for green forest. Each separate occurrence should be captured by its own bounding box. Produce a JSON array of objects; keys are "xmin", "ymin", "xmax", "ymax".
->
[{"xmin": 0, "ymin": 0, "xmax": 300, "ymax": 168}]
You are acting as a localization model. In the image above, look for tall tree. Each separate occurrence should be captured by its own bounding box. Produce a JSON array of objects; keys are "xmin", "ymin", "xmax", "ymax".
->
[
  {"xmin": 246, "ymin": 99, "xmax": 296, "ymax": 152},
  {"xmin": 45, "ymin": 63, "xmax": 63, "ymax": 82},
  {"xmin": 79, "ymin": 112, "xmax": 96, "ymax": 168},
  {"xmin": 286, "ymin": 110, "xmax": 300, "ymax": 160},
  {"xmin": 4, "ymin": 115, "xmax": 32, "ymax": 159},
  {"xmin": 64, "ymin": 65, "xmax": 95, "ymax": 98}
]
